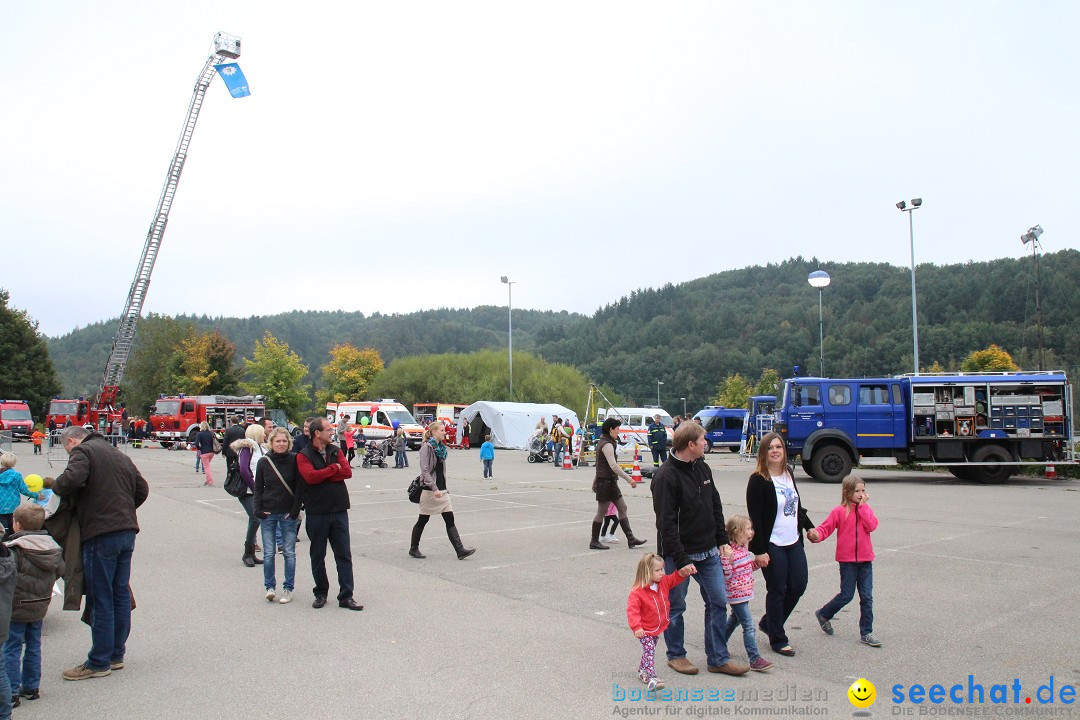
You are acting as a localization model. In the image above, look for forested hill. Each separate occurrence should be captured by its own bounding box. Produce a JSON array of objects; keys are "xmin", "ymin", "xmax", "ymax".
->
[
  {"xmin": 529, "ymin": 250, "xmax": 1080, "ymax": 408},
  {"xmin": 47, "ymin": 306, "xmax": 583, "ymax": 400},
  {"xmin": 47, "ymin": 251, "xmax": 1080, "ymax": 411}
]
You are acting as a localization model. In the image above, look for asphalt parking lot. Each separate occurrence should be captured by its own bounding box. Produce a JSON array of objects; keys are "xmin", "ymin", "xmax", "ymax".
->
[{"xmin": 8, "ymin": 443, "xmax": 1080, "ymax": 718}]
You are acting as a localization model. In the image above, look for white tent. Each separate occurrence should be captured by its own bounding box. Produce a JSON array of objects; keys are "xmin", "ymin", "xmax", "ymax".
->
[{"xmin": 457, "ymin": 401, "xmax": 580, "ymax": 450}]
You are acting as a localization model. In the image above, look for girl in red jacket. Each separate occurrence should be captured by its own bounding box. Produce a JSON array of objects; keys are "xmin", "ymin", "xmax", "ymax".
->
[
  {"xmin": 808, "ymin": 476, "xmax": 881, "ymax": 647},
  {"xmin": 627, "ymin": 552, "xmax": 694, "ymax": 692}
]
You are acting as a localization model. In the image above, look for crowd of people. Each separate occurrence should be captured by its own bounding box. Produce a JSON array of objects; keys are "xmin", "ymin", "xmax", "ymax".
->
[{"xmin": 0, "ymin": 409, "xmax": 883, "ymax": 713}]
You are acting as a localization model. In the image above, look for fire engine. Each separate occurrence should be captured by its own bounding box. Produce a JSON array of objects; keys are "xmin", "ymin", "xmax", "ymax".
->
[
  {"xmin": 149, "ymin": 394, "xmax": 265, "ymax": 447},
  {"xmin": 45, "ymin": 33, "xmax": 245, "ymax": 436},
  {"xmin": 327, "ymin": 400, "xmax": 425, "ymax": 450},
  {"xmin": 776, "ymin": 371, "xmax": 1075, "ymax": 483},
  {"xmin": 0, "ymin": 400, "xmax": 34, "ymax": 440}
]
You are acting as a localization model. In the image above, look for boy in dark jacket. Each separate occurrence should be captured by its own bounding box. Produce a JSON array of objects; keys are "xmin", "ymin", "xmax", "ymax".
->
[{"xmin": 3, "ymin": 505, "xmax": 65, "ymax": 707}]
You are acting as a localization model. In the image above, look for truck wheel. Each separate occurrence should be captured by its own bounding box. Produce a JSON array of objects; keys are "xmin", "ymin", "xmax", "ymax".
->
[
  {"xmin": 188, "ymin": 428, "xmax": 199, "ymax": 444},
  {"xmin": 971, "ymin": 445, "xmax": 1013, "ymax": 484},
  {"xmin": 728, "ymin": 446, "xmax": 740, "ymax": 453},
  {"xmin": 809, "ymin": 444, "xmax": 852, "ymax": 483},
  {"xmin": 948, "ymin": 466, "xmax": 975, "ymax": 481},
  {"xmin": 159, "ymin": 441, "xmax": 172, "ymax": 450}
]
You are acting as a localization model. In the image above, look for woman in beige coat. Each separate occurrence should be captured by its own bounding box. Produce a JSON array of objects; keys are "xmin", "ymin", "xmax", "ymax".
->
[{"xmin": 409, "ymin": 421, "xmax": 476, "ymax": 560}]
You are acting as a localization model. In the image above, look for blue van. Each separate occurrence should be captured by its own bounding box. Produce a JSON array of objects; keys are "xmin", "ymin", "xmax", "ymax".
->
[{"xmin": 692, "ymin": 406, "xmax": 748, "ymax": 453}]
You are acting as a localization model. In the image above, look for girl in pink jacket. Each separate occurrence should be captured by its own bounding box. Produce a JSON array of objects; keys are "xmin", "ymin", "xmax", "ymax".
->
[
  {"xmin": 627, "ymin": 553, "xmax": 693, "ymax": 692},
  {"xmin": 808, "ymin": 476, "xmax": 881, "ymax": 647}
]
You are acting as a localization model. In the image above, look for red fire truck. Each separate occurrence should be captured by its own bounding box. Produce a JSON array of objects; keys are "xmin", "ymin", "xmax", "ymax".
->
[
  {"xmin": 0, "ymin": 400, "xmax": 34, "ymax": 440},
  {"xmin": 149, "ymin": 394, "xmax": 265, "ymax": 447}
]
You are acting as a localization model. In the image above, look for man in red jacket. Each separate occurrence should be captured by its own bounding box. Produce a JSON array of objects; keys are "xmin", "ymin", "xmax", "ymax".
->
[{"xmin": 296, "ymin": 418, "xmax": 362, "ymax": 611}]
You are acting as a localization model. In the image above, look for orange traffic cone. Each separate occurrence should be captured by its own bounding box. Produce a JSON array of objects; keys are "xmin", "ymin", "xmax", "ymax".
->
[
  {"xmin": 1046, "ymin": 464, "xmax": 1057, "ymax": 480},
  {"xmin": 562, "ymin": 443, "xmax": 573, "ymax": 470},
  {"xmin": 631, "ymin": 454, "xmax": 642, "ymax": 485}
]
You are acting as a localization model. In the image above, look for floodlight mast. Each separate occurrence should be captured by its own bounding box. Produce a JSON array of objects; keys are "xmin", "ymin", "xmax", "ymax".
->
[{"xmin": 96, "ymin": 33, "xmax": 241, "ymax": 410}]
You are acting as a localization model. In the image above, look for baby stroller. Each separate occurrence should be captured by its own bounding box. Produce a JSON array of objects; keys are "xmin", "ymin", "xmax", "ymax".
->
[
  {"xmin": 527, "ymin": 435, "xmax": 551, "ymax": 463},
  {"xmin": 361, "ymin": 438, "xmax": 391, "ymax": 468}
]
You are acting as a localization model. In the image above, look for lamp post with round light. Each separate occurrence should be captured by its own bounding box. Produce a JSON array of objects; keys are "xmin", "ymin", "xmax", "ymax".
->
[
  {"xmin": 500, "ymin": 276, "xmax": 514, "ymax": 399},
  {"xmin": 808, "ymin": 270, "xmax": 831, "ymax": 376}
]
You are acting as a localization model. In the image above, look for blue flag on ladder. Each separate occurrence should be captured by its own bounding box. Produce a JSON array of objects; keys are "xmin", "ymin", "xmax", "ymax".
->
[{"xmin": 214, "ymin": 63, "xmax": 251, "ymax": 98}]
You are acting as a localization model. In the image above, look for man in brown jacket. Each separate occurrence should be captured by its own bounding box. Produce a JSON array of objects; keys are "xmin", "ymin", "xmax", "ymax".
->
[{"xmin": 51, "ymin": 426, "xmax": 149, "ymax": 681}]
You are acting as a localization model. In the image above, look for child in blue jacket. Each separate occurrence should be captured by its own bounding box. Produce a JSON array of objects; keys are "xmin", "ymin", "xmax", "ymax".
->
[
  {"xmin": 0, "ymin": 454, "xmax": 39, "ymax": 541},
  {"xmin": 480, "ymin": 436, "xmax": 495, "ymax": 478}
]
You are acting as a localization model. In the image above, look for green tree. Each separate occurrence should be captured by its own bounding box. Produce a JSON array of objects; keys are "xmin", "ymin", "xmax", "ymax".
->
[
  {"xmin": 121, "ymin": 314, "xmax": 194, "ymax": 414},
  {"xmin": 317, "ymin": 343, "xmax": 384, "ymax": 407},
  {"xmin": 712, "ymin": 373, "xmax": 751, "ymax": 408},
  {"xmin": 0, "ymin": 289, "xmax": 62, "ymax": 421},
  {"xmin": 242, "ymin": 332, "xmax": 309, "ymax": 418},
  {"xmin": 960, "ymin": 344, "xmax": 1019, "ymax": 372},
  {"xmin": 754, "ymin": 368, "xmax": 780, "ymax": 397}
]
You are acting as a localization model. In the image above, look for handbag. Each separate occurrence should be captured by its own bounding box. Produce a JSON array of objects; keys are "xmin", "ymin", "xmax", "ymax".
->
[
  {"xmin": 223, "ymin": 463, "xmax": 245, "ymax": 497},
  {"xmin": 407, "ymin": 476, "xmax": 424, "ymax": 504},
  {"xmin": 212, "ymin": 435, "xmax": 223, "ymax": 454}
]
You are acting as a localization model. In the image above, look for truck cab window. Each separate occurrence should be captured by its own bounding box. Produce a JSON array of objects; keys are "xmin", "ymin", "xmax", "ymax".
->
[{"xmin": 797, "ymin": 385, "xmax": 821, "ymax": 407}]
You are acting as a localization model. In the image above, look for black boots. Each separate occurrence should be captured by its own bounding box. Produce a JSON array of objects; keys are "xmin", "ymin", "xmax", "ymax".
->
[
  {"xmin": 620, "ymin": 518, "xmax": 647, "ymax": 548},
  {"xmin": 447, "ymin": 526, "xmax": 476, "ymax": 559},
  {"xmin": 590, "ymin": 521, "xmax": 609, "ymax": 550},
  {"xmin": 409, "ymin": 523, "xmax": 426, "ymax": 559},
  {"xmin": 242, "ymin": 543, "xmax": 263, "ymax": 567}
]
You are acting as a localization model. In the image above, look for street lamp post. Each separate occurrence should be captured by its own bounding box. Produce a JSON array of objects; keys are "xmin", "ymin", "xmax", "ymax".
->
[
  {"xmin": 1021, "ymin": 225, "xmax": 1045, "ymax": 370},
  {"xmin": 657, "ymin": 380, "xmax": 664, "ymax": 407},
  {"xmin": 896, "ymin": 198, "xmax": 923, "ymax": 375},
  {"xmin": 681, "ymin": 397, "xmax": 687, "ymax": 417},
  {"xmin": 807, "ymin": 270, "xmax": 831, "ymax": 376},
  {"xmin": 500, "ymin": 276, "xmax": 515, "ymax": 399}
]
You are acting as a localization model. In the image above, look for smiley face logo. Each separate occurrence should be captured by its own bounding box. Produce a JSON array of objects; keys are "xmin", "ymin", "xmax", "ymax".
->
[{"xmin": 848, "ymin": 678, "xmax": 876, "ymax": 708}]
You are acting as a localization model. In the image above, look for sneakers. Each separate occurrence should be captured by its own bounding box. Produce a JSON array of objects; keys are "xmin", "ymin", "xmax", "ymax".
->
[
  {"xmin": 10, "ymin": 695, "xmax": 19, "ymax": 708},
  {"xmin": 63, "ymin": 663, "xmax": 111, "ymax": 681},
  {"xmin": 667, "ymin": 657, "xmax": 699, "ymax": 675},
  {"xmin": 265, "ymin": 587, "xmax": 276, "ymax": 602},
  {"xmin": 602, "ymin": 534, "xmax": 620, "ymax": 543},
  {"xmin": 749, "ymin": 657, "xmax": 773, "ymax": 672},
  {"xmin": 708, "ymin": 660, "xmax": 750, "ymax": 676},
  {"xmin": 815, "ymin": 609, "xmax": 834, "ymax": 635},
  {"xmin": 20, "ymin": 688, "xmax": 40, "ymax": 700},
  {"xmin": 110, "ymin": 660, "xmax": 124, "ymax": 671},
  {"xmin": 639, "ymin": 672, "xmax": 664, "ymax": 691},
  {"xmin": 278, "ymin": 589, "xmax": 292, "ymax": 604},
  {"xmin": 861, "ymin": 633, "xmax": 882, "ymax": 647}
]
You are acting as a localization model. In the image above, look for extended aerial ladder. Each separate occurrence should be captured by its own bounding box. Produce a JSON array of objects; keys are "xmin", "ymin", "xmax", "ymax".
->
[{"xmin": 95, "ymin": 32, "xmax": 243, "ymax": 411}]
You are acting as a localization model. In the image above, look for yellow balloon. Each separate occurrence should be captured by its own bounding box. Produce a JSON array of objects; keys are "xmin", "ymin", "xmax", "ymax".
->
[
  {"xmin": 848, "ymin": 678, "xmax": 877, "ymax": 709},
  {"xmin": 24, "ymin": 474, "xmax": 43, "ymax": 494}
]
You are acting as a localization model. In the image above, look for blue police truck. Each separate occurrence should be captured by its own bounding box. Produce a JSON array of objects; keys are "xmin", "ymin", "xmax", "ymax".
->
[
  {"xmin": 774, "ymin": 372, "xmax": 1074, "ymax": 484},
  {"xmin": 693, "ymin": 406, "xmax": 748, "ymax": 453}
]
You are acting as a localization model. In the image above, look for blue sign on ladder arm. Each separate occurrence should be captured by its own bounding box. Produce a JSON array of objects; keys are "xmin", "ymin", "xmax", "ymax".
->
[{"xmin": 214, "ymin": 63, "xmax": 251, "ymax": 98}]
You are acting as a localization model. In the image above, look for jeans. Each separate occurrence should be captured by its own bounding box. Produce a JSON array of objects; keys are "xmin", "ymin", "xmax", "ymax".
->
[
  {"xmin": 0, "ymin": 659, "xmax": 7, "ymax": 720},
  {"xmin": 553, "ymin": 443, "xmax": 563, "ymax": 466},
  {"xmin": 759, "ymin": 540, "xmax": 809, "ymax": 650},
  {"xmin": 723, "ymin": 602, "xmax": 762, "ymax": 662},
  {"xmin": 81, "ymin": 530, "xmax": 136, "ymax": 670},
  {"xmin": 663, "ymin": 551, "xmax": 731, "ymax": 667},
  {"xmin": 4, "ymin": 620, "xmax": 42, "ymax": 695},
  {"xmin": 819, "ymin": 561, "xmax": 874, "ymax": 636},
  {"xmin": 305, "ymin": 511, "xmax": 354, "ymax": 602},
  {"xmin": 395, "ymin": 450, "xmax": 408, "ymax": 468},
  {"xmin": 482, "ymin": 459, "xmax": 493, "ymax": 478},
  {"xmin": 237, "ymin": 494, "xmax": 259, "ymax": 546},
  {"xmin": 194, "ymin": 453, "xmax": 201, "ymax": 471},
  {"xmin": 260, "ymin": 514, "xmax": 299, "ymax": 591}
]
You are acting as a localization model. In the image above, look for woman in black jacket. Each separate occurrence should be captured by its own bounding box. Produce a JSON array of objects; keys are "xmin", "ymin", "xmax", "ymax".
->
[
  {"xmin": 745, "ymin": 432, "xmax": 816, "ymax": 657},
  {"xmin": 254, "ymin": 427, "xmax": 301, "ymax": 604}
]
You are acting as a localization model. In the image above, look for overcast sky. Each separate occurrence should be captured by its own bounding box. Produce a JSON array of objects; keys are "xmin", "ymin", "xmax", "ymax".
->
[{"xmin": 3, "ymin": 1, "xmax": 1078, "ymax": 339}]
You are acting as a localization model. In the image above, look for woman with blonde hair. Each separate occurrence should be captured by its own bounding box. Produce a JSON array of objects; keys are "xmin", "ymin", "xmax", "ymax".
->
[
  {"xmin": 231, "ymin": 423, "xmax": 267, "ymax": 567},
  {"xmin": 409, "ymin": 421, "xmax": 475, "ymax": 560}
]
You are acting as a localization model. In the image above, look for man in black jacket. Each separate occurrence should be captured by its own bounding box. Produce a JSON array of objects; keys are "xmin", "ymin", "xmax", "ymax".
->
[
  {"xmin": 296, "ymin": 418, "xmax": 362, "ymax": 611},
  {"xmin": 652, "ymin": 422, "xmax": 748, "ymax": 677},
  {"xmin": 51, "ymin": 426, "xmax": 150, "ymax": 681}
]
